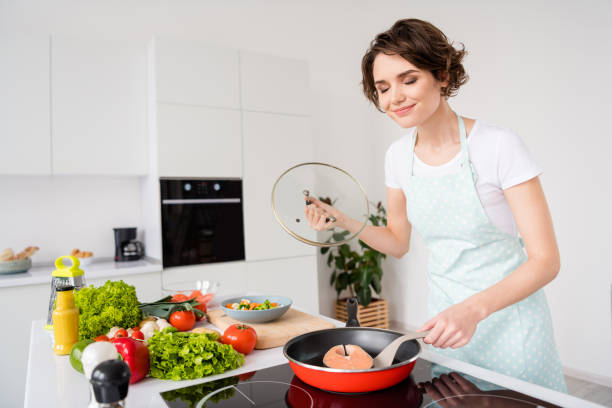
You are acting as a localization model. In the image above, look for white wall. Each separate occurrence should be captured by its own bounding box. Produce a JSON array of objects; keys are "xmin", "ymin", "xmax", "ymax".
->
[
  {"xmin": 0, "ymin": 176, "xmax": 143, "ymax": 262},
  {"xmin": 1, "ymin": 1, "xmax": 610, "ymax": 404}
]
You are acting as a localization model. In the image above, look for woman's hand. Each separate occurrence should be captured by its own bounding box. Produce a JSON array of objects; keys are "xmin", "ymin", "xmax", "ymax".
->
[
  {"xmin": 417, "ymin": 301, "xmax": 484, "ymax": 349},
  {"xmin": 304, "ymin": 196, "xmax": 346, "ymax": 231}
]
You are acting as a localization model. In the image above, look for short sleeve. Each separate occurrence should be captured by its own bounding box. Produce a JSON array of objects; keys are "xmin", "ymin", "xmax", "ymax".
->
[
  {"xmin": 385, "ymin": 145, "xmax": 401, "ymax": 189},
  {"xmin": 497, "ymin": 129, "xmax": 543, "ymax": 189}
]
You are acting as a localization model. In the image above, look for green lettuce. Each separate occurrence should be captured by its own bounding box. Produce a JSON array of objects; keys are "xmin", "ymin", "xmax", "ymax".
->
[
  {"xmin": 148, "ymin": 327, "xmax": 245, "ymax": 380},
  {"xmin": 74, "ymin": 280, "xmax": 142, "ymax": 340}
]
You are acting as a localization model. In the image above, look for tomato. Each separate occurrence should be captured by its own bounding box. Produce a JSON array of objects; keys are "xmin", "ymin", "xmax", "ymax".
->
[
  {"xmin": 189, "ymin": 290, "xmax": 204, "ymax": 299},
  {"xmin": 194, "ymin": 304, "xmax": 207, "ymax": 320},
  {"xmin": 94, "ymin": 335, "xmax": 110, "ymax": 342},
  {"xmin": 222, "ymin": 324, "xmax": 257, "ymax": 355},
  {"xmin": 194, "ymin": 297, "xmax": 208, "ymax": 316},
  {"xmin": 197, "ymin": 293, "xmax": 214, "ymax": 304},
  {"xmin": 189, "ymin": 292, "xmax": 213, "ymax": 321},
  {"xmin": 238, "ymin": 371, "xmax": 256, "ymax": 381},
  {"xmin": 114, "ymin": 329, "xmax": 128, "ymax": 339},
  {"xmin": 130, "ymin": 330, "xmax": 145, "ymax": 340},
  {"xmin": 171, "ymin": 293, "xmax": 189, "ymax": 302},
  {"xmin": 169, "ymin": 310, "xmax": 196, "ymax": 331}
]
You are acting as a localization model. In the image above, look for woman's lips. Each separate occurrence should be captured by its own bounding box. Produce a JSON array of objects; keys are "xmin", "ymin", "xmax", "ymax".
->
[{"xmin": 393, "ymin": 104, "xmax": 416, "ymax": 117}]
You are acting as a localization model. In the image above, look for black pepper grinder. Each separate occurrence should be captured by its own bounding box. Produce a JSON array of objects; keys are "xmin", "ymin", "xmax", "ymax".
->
[{"xmin": 89, "ymin": 359, "xmax": 131, "ymax": 408}]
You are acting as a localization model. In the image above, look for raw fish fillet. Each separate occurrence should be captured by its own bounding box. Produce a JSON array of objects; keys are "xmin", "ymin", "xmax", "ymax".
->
[{"xmin": 322, "ymin": 344, "xmax": 373, "ymax": 370}]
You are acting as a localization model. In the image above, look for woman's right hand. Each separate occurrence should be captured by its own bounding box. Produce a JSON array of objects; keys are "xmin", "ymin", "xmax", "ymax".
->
[{"xmin": 304, "ymin": 196, "xmax": 346, "ymax": 231}]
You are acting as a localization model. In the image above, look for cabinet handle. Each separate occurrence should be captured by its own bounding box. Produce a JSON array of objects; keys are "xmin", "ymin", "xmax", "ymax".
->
[{"xmin": 162, "ymin": 198, "xmax": 241, "ymax": 205}]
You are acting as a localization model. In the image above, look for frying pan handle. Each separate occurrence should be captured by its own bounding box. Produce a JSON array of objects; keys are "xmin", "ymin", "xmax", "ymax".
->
[{"xmin": 345, "ymin": 297, "xmax": 360, "ymax": 327}]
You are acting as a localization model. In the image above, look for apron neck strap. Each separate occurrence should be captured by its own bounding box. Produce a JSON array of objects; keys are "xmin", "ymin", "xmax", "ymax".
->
[
  {"xmin": 456, "ymin": 112, "xmax": 470, "ymax": 166},
  {"xmin": 409, "ymin": 112, "xmax": 470, "ymax": 176}
]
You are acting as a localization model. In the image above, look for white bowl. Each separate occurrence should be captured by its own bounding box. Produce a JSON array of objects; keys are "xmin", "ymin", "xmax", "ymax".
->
[
  {"xmin": 0, "ymin": 258, "xmax": 32, "ymax": 274},
  {"xmin": 61, "ymin": 256, "xmax": 94, "ymax": 267},
  {"xmin": 161, "ymin": 280, "xmax": 220, "ymax": 307},
  {"xmin": 76, "ymin": 257, "xmax": 94, "ymax": 266},
  {"xmin": 220, "ymin": 295, "xmax": 293, "ymax": 323}
]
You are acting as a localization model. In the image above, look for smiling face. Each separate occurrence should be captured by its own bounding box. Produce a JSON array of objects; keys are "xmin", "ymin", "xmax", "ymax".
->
[{"xmin": 373, "ymin": 53, "xmax": 448, "ymax": 128}]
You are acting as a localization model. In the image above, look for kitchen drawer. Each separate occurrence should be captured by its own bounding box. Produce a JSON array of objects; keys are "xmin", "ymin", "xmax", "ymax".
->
[
  {"xmin": 245, "ymin": 256, "xmax": 318, "ymax": 314},
  {"xmin": 161, "ymin": 261, "xmax": 248, "ymax": 298}
]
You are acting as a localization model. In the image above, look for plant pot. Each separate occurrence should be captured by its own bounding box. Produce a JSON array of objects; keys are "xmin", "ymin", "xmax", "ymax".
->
[{"xmin": 334, "ymin": 298, "xmax": 389, "ymax": 329}]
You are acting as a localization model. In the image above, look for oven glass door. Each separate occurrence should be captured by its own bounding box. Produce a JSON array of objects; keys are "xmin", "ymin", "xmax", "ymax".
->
[{"xmin": 161, "ymin": 198, "xmax": 245, "ymax": 268}]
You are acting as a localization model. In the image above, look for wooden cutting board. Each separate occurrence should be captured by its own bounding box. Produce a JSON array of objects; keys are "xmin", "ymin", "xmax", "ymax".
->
[{"xmin": 207, "ymin": 308, "xmax": 335, "ymax": 349}]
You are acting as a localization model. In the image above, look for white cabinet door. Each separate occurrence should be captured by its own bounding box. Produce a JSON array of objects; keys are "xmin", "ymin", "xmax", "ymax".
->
[
  {"xmin": 157, "ymin": 103, "xmax": 242, "ymax": 178},
  {"xmin": 240, "ymin": 51, "xmax": 310, "ymax": 115},
  {"xmin": 51, "ymin": 36, "xmax": 148, "ymax": 175},
  {"xmin": 242, "ymin": 111, "xmax": 315, "ymax": 261},
  {"xmin": 0, "ymin": 283, "xmax": 52, "ymax": 407},
  {"xmin": 245, "ymin": 256, "xmax": 318, "ymax": 313},
  {"xmin": 155, "ymin": 38, "xmax": 240, "ymax": 109},
  {"xmin": 0, "ymin": 34, "xmax": 51, "ymax": 175}
]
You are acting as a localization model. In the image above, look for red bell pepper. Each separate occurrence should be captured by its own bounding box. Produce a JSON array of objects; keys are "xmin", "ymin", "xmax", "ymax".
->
[{"xmin": 111, "ymin": 337, "xmax": 150, "ymax": 384}]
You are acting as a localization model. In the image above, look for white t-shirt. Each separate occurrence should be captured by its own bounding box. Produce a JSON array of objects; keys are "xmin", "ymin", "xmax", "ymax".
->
[{"xmin": 384, "ymin": 120, "xmax": 542, "ymax": 236}]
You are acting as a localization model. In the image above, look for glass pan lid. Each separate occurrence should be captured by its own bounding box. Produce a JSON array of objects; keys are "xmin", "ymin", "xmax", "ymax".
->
[{"xmin": 271, "ymin": 162, "xmax": 369, "ymax": 247}]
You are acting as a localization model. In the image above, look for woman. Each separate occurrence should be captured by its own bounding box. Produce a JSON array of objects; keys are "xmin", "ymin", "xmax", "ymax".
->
[{"xmin": 305, "ymin": 18, "xmax": 567, "ymax": 392}]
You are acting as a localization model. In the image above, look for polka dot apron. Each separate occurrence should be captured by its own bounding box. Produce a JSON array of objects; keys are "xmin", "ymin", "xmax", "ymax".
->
[{"xmin": 403, "ymin": 112, "xmax": 567, "ymax": 392}]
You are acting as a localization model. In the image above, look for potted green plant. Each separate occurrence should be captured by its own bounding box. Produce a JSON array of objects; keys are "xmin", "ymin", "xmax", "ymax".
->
[{"xmin": 320, "ymin": 200, "xmax": 389, "ymax": 327}]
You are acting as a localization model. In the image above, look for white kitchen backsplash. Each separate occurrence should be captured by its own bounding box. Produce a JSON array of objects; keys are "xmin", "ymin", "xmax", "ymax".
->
[{"xmin": 0, "ymin": 175, "xmax": 143, "ymax": 264}]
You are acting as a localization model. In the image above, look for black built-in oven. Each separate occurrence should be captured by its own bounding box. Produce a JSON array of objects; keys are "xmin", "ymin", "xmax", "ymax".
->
[{"xmin": 160, "ymin": 179, "xmax": 245, "ymax": 268}]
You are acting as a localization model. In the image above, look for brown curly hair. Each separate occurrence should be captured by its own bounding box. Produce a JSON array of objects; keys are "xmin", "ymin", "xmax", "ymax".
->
[{"xmin": 361, "ymin": 19, "xmax": 469, "ymax": 111}]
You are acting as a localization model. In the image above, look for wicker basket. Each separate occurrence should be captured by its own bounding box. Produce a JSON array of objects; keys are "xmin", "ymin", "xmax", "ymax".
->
[{"xmin": 334, "ymin": 298, "xmax": 389, "ymax": 329}]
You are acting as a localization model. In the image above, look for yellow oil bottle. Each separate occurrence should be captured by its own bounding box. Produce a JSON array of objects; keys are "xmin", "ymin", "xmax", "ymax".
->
[{"xmin": 53, "ymin": 286, "xmax": 79, "ymax": 355}]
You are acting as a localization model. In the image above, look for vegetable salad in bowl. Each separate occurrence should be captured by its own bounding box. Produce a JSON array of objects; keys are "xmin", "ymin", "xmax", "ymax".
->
[
  {"xmin": 221, "ymin": 295, "xmax": 292, "ymax": 323},
  {"xmin": 226, "ymin": 298, "xmax": 280, "ymax": 310}
]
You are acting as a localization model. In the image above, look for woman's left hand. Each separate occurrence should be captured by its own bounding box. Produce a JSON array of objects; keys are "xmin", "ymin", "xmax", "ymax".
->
[{"xmin": 417, "ymin": 302, "xmax": 483, "ymax": 349}]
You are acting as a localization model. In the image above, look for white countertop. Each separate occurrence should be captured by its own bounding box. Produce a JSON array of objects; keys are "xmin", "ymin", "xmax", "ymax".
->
[
  {"xmin": 25, "ymin": 317, "xmax": 332, "ymax": 408},
  {"xmin": 0, "ymin": 257, "xmax": 162, "ymax": 288},
  {"xmin": 25, "ymin": 316, "xmax": 604, "ymax": 408}
]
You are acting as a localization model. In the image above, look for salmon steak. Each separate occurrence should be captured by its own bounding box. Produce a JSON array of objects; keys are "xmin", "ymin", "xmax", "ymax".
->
[{"xmin": 322, "ymin": 344, "xmax": 373, "ymax": 370}]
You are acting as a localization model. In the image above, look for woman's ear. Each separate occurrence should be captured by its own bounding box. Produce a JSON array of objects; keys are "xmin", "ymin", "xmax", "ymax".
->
[
  {"xmin": 439, "ymin": 71, "xmax": 450, "ymax": 89},
  {"xmin": 437, "ymin": 71, "xmax": 450, "ymax": 96}
]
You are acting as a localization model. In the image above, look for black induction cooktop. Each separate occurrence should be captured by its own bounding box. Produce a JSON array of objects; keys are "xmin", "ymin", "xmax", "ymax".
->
[{"xmin": 158, "ymin": 359, "xmax": 560, "ymax": 408}]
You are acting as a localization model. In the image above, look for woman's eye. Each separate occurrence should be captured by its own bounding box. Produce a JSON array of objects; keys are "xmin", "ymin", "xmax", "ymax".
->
[
  {"xmin": 378, "ymin": 88, "xmax": 389, "ymax": 94},
  {"xmin": 404, "ymin": 79, "xmax": 416, "ymax": 85}
]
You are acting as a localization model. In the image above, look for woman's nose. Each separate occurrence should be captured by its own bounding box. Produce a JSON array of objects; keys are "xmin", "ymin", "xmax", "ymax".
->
[{"xmin": 391, "ymin": 86, "xmax": 406, "ymax": 105}]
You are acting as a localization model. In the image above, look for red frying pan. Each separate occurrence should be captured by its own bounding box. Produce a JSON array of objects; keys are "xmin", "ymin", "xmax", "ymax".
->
[
  {"xmin": 286, "ymin": 374, "xmax": 423, "ymax": 407},
  {"xmin": 283, "ymin": 298, "xmax": 422, "ymax": 393}
]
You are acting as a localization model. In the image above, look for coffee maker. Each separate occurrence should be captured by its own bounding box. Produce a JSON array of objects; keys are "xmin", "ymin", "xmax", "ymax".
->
[{"xmin": 113, "ymin": 227, "xmax": 144, "ymax": 262}]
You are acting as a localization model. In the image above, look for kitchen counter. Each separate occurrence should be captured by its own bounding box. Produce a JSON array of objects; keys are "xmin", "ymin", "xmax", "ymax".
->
[
  {"xmin": 25, "ymin": 315, "xmax": 603, "ymax": 408},
  {"xmin": 25, "ymin": 317, "xmax": 323, "ymax": 408},
  {"xmin": 0, "ymin": 257, "xmax": 162, "ymax": 288}
]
